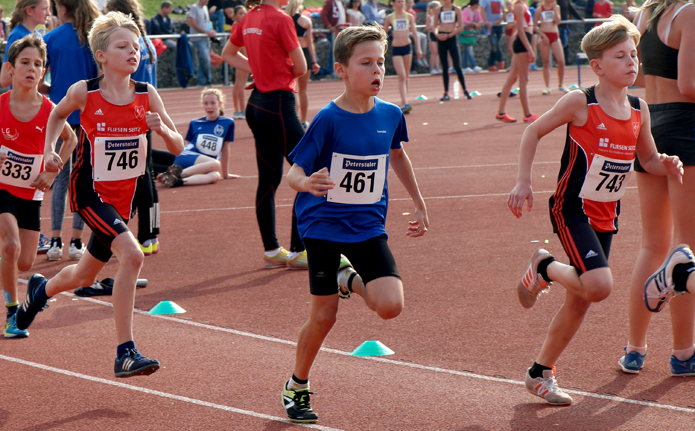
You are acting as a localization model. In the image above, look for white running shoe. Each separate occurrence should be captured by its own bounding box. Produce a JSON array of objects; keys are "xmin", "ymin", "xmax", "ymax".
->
[
  {"xmin": 473, "ymin": 66, "xmax": 482, "ymax": 73},
  {"xmin": 68, "ymin": 244, "xmax": 86, "ymax": 261},
  {"xmin": 644, "ymin": 244, "xmax": 694, "ymax": 312},
  {"xmin": 525, "ymin": 367, "xmax": 573, "ymax": 405},
  {"xmin": 463, "ymin": 67, "xmax": 474, "ymax": 74},
  {"xmin": 337, "ymin": 255, "xmax": 356, "ymax": 299},
  {"xmin": 46, "ymin": 244, "xmax": 63, "ymax": 261},
  {"xmin": 542, "ymin": 88, "xmax": 551, "ymax": 95},
  {"xmin": 263, "ymin": 247, "xmax": 289, "ymax": 268},
  {"xmin": 287, "ymin": 250, "xmax": 308, "ymax": 270},
  {"xmin": 558, "ymin": 86, "xmax": 570, "ymax": 94}
]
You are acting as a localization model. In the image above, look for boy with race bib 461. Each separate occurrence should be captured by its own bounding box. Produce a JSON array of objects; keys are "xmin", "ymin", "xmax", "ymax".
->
[
  {"xmin": 507, "ymin": 16, "xmax": 684, "ymax": 405},
  {"xmin": 281, "ymin": 24, "xmax": 428, "ymax": 423}
]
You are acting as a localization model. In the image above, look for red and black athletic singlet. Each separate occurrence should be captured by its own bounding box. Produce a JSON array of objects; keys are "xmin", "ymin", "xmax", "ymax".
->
[
  {"xmin": 549, "ymin": 86, "xmax": 641, "ymax": 233},
  {"xmin": 0, "ymin": 92, "xmax": 52, "ymax": 201},
  {"xmin": 70, "ymin": 77, "xmax": 149, "ymax": 220}
]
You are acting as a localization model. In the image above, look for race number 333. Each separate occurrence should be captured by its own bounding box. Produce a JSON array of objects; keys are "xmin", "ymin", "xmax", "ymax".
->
[
  {"xmin": 327, "ymin": 152, "xmax": 387, "ymax": 205},
  {"xmin": 579, "ymin": 154, "xmax": 633, "ymax": 202},
  {"xmin": 0, "ymin": 146, "xmax": 42, "ymax": 188},
  {"xmin": 93, "ymin": 136, "xmax": 146, "ymax": 181}
]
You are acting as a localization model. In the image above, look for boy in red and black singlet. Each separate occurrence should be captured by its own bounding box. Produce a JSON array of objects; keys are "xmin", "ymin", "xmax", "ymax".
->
[
  {"xmin": 508, "ymin": 16, "xmax": 683, "ymax": 405},
  {"xmin": 0, "ymin": 35, "xmax": 77, "ymax": 338},
  {"xmin": 15, "ymin": 12, "xmax": 184, "ymax": 378}
]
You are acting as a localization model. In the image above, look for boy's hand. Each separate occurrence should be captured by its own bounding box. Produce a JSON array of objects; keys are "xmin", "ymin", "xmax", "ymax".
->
[
  {"xmin": 44, "ymin": 151, "xmax": 63, "ymax": 173},
  {"xmin": 146, "ymin": 111, "xmax": 163, "ymax": 133},
  {"xmin": 661, "ymin": 153, "xmax": 684, "ymax": 184},
  {"xmin": 406, "ymin": 206, "xmax": 429, "ymax": 237},
  {"xmin": 31, "ymin": 171, "xmax": 57, "ymax": 192},
  {"xmin": 508, "ymin": 182, "xmax": 533, "ymax": 218},
  {"xmin": 305, "ymin": 167, "xmax": 335, "ymax": 196}
]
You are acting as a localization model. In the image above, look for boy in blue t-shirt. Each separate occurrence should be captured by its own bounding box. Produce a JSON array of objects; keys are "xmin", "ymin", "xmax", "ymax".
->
[{"xmin": 281, "ymin": 25, "xmax": 429, "ymax": 424}]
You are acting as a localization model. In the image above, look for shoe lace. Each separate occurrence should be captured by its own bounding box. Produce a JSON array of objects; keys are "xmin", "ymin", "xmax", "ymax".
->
[
  {"xmin": 535, "ymin": 370, "xmax": 561, "ymax": 396},
  {"xmin": 125, "ymin": 348, "xmax": 147, "ymax": 362},
  {"xmin": 292, "ymin": 389, "xmax": 314, "ymax": 411}
]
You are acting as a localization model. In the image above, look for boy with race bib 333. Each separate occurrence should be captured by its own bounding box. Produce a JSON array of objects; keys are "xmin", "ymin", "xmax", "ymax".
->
[
  {"xmin": 281, "ymin": 25, "xmax": 428, "ymax": 423},
  {"xmin": 507, "ymin": 15, "xmax": 683, "ymax": 405},
  {"xmin": 0, "ymin": 35, "xmax": 77, "ymax": 338},
  {"xmin": 15, "ymin": 12, "xmax": 184, "ymax": 377}
]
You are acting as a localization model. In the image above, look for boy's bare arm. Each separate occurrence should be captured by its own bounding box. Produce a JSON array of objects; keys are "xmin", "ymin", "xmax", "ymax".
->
[
  {"xmin": 32, "ymin": 116, "xmax": 79, "ymax": 190},
  {"xmin": 509, "ymin": 91, "xmax": 586, "ymax": 217},
  {"xmin": 288, "ymin": 163, "xmax": 335, "ymax": 196},
  {"xmin": 390, "ymin": 147, "xmax": 428, "ymax": 237},
  {"xmin": 147, "ymin": 84, "xmax": 184, "ymax": 156},
  {"xmin": 44, "ymin": 81, "xmax": 87, "ymax": 161}
]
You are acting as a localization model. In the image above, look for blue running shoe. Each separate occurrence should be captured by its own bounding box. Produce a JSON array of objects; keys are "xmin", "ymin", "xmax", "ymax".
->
[
  {"xmin": 671, "ymin": 354, "xmax": 695, "ymax": 376},
  {"xmin": 15, "ymin": 274, "xmax": 49, "ymax": 331},
  {"xmin": 619, "ymin": 349, "xmax": 646, "ymax": 374},
  {"xmin": 37, "ymin": 233, "xmax": 50, "ymax": 254},
  {"xmin": 114, "ymin": 348, "xmax": 160, "ymax": 378},
  {"xmin": 4, "ymin": 314, "xmax": 28, "ymax": 338},
  {"xmin": 644, "ymin": 244, "xmax": 694, "ymax": 312}
]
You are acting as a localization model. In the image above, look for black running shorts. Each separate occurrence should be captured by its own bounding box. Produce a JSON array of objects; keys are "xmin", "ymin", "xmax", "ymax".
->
[
  {"xmin": 303, "ymin": 235, "xmax": 401, "ymax": 296},
  {"xmin": 78, "ymin": 201, "xmax": 130, "ymax": 262},
  {"xmin": 634, "ymin": 103, "xmax": 695, "ymax": 172},
  {"xmin": 0, "ymin": 189, "xmax": 41, "ymax": 231},
  {"xmin": 556, "ymin": 222, "xmax": 613, "ymax": 275}
]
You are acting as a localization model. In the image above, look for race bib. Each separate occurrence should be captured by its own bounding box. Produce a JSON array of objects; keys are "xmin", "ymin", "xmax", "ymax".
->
[
  {"xmin": 195, "ymin": 133, "xmax": 223, "ymax": 157},
  {"xmin": 394, "ymin": 18, "xmax": 409, "ymax": 32},
  {"xmin": 441, "ymin": 11, "xmax": 456, "ymax": 24},
  {"xmin": 93, "ymin": 135, "xmax": 146, "ymax": 181},
  {"xmin": 505, "ymin": 13, "xmax": 515, "ymax": 23},
  {"xmin": 326, "ymin": 152, "xmax": 387, "ymax": 205},
  {"xmin": 0, "ymin": 146, "xmax": 42, "ymax": 188},
  {"xmin": 579, "ymin": 154, "xmax": 633, "ymax": 202},
  {"xmin": 541, "ymin": 10, "xmax": 554, "ymax": 22}
]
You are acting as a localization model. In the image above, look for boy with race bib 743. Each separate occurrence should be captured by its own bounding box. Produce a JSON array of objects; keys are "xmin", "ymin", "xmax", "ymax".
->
[
  {"xmin": 281, "ymin": 25, "xmax": 428, "ymax": 423},
  {"xmin": 507, "ymin": 15, "xmax": 683, "ymax": 405}
]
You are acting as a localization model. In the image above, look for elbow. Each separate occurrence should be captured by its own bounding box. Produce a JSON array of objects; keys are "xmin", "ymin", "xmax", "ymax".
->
[{"xmin": 677, "ymin": 82, "xmax": 695, "ymax": 99}]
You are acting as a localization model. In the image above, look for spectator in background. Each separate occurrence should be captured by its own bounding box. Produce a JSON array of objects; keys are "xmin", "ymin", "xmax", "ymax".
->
[
  {"xmin": 362, "ymin": 0, "xmax": 384, "ymax": 25},
  {"xmin": 347, "ymin": 0, "xmax": 365, "ymax": 25},
  {"xmin": 187, "ymin": 0, "xmax": 216, "ymax": 86},
  {"xmin": 1, "ymin": 0, "xmax": 52, "ymax": 87},
  {"xmin": 592, "ymin": 0, "xmax": 612, "ymax": 25},
  {"xmin": 557, "ymin": 0, "xmax": 583, "ymax": 65},
  {"xmin": 288, "ymin": 0, "xmax": 320, "ymax": 128},
  {"xmin": 621, "ymin": 0, "xmax": 635, "ymax": 21},
  {"xmin": 406, "ymin": 0, "xmax": 428, "ymax": 69},
  {"xmin": 150, "ymin": 1, "xmax": 176, "ymax": 57},
  {"xmin": 461, "ymin": 0, "xmax": 483, "ymax": 73},
  {"xmin": 208, "ymin": 0, "xmax": 225, "ymax": 32},
  {"xmin": 320, "ymin": 0, "xmax": 348, "ymax": 72},
  {"xmin": 224, "ymin": 0, "xmax": 244, "ymax": 29},
  {"xmin": 0, "ymin": 6, "xmax": 7, "ymax": 41},
  {"xmin": 480, "ymin": 0, "xmax": 505, "ymax": 71}
]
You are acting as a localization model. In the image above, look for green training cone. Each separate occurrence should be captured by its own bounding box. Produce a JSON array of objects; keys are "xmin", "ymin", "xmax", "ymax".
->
[
  {"xmin": 350, "ymin": 340, "xmax": 395, "ymax": 357},
  {"xmin": 148, "ymin": 301, "xmax": 186, "ymax": 315}
]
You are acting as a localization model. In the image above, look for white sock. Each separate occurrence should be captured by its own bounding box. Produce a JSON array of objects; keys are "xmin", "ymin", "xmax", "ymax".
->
[
  {"xmin": 626, "ymin": 343, "xmax": 647, "ymax": 356},
  {"xmin": 288, "ymin": 377, "xmax": 308, "ymax": 390},
  {"xmin": 264, "ymin": 248, "xmax": 281, "ymax": 257},
  {"xmin": 672, "ymin": 346, "xmax": 695, "ymax": 361}
]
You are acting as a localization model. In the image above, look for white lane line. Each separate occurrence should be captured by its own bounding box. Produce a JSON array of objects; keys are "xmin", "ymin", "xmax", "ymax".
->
[
  {"xmin": 0, "ymin": 354, "xmax": 343, "ymax": 431},
  {"xmin": 51, "ymin": 293, "xmax": 695, "ymax": 415}
]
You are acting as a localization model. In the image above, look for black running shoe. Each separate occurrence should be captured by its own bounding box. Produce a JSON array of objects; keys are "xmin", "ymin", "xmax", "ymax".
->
[
  {"xmin": 114, "ymin": 348, "xmax": 160, "ymax": 378},
  {"xmin": 15, "ymin": 274, "xmax": 49, "ymax": 330},
  {"xmin": 440, "ymin": 93, "xmax": 450, "ymax": 101},
  {"xmin": 282, "ymin": 381, "xmax": 318, "ymax": 423}
]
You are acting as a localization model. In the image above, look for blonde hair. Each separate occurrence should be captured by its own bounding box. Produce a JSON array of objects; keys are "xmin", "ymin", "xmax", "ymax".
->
[
  {"xmin": 581, "ymin": 14, "xmax": 640, "ymax": 60},
  {"xmin": 106, "ymin": 0, "xmax": 154, "ymax": 64},
  {"xmin": 10, "ymin": 0, "xmax": 45, "ymax": 31},
  {"xmin": 56, "ymin": 0, "xmax": 102, "ymax": 47},
  {"xmin": 334, "ymin": 24, "xmax": 388, "ymax": 66},
  {"xmin": 88, "ymin": 11, "xmax": 141, "ymax": 70},
  {"xmin": 201, "ymin": 88, "xmax": 225, "ymax": 116},
  {"xmin": 427, "ymin": 1, "xmax": 441, "ymax": 12},
  {"xmin": 286, "ymin": 0, "xmax": 303, "ymax": 17},
  {"xmin": 639, "ymin": 0, "xmax": 681, "ymax": 31}
]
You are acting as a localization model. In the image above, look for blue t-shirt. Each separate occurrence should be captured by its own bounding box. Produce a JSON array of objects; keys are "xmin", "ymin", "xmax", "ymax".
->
[
  {"xmin": 480, "ymin": 0, "xmax": 504, "ymax": 23},
  {"xmin": 183, "ymin": 116, "xmax": 235, "ymax": 160},
  {"xmin": 3, "ymin": 24, "xmax": 37, "ymax": 62},
  {"xmin": 290, "ymin": 98, "xmax": 408, "ymax": 243},
  {"xmin": 44, "ymin": 23, "xmax": 98, "ymax": 125},
  {"xmin": 131, "ymin": 36, "xmax": 157, "ymax": 87}
]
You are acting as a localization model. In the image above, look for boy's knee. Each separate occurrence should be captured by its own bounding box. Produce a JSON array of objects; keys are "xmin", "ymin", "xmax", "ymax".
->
[
  {"xmin": 120, "ymin": 247, "xmax": 145, "ymax": 270},
  {"xmin": 312, "ymin": 310, "xmax": 337, "ymax": 331},
  {"xmin": 17, "ymin": 258, "xmax": 33, "ymax": 272},
  {"xmin": 376, "ymin": 300, "xmax": 403, "ymax": 320},
  {"xmin": 586, "ymin": 279, "xmax": 613, "ymax": 302},
  {"xmin": 1, "ymin": 240, "xmax": 21, "ymax": 261}
]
